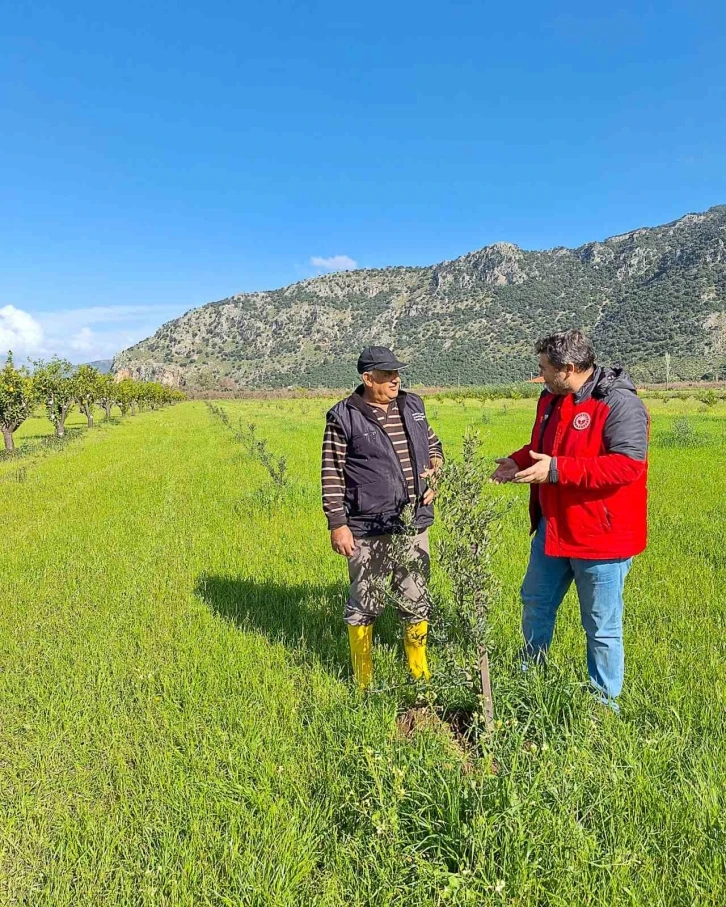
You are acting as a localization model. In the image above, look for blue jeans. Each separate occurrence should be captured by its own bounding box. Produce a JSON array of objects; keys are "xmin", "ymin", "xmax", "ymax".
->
[{"xmin": 521, "ymin": 519, "xmax": 632, "ymax": 702}]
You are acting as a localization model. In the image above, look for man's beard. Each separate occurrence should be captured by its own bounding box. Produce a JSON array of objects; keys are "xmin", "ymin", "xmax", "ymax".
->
[{"xmin": 546, "ymin": 376, "xmax": 570, "ymax": 395}]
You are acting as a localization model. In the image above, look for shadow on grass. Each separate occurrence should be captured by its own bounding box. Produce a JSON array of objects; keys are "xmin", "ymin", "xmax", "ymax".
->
[
  {"xmin": 195, "ymin": 576, "xmax": 594, "ymax": 735},
  {"xmin": 0, "ymin": 426, "xmax": 86, "ymax": 462},
  {"xmin": 196, "ymin": 573, "xmax": 401, "ymax": 676}
]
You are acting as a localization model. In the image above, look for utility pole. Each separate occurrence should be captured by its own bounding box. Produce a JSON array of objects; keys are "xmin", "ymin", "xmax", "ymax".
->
[{"xmin": 664, "ymin": 351, "xmax": 671, "ymax": 390}]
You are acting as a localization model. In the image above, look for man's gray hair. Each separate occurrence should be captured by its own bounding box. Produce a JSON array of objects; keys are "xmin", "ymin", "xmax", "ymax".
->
[{"xmin": 535, "ymin": 330, "xmax": 596, "ymax": 372}]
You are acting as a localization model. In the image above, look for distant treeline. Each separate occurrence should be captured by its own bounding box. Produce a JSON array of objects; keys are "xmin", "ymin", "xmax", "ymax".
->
[
  {"xmin": 185, "ymin": 379, "xmax": 726, "ymax": 406},
  {"xmin": 185, "ymin": 382, "xmax": 546, "ymax": 401}
]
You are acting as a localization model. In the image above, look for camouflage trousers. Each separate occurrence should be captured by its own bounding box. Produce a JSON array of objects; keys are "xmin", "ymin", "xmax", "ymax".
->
[{"xmin": 344, "ymin": 530, "xmax": 431, "ymax": 627}]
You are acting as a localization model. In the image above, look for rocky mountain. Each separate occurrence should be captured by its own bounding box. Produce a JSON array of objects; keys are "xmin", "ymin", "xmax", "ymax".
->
[{"xmin": 113, "ymin": 205, "xmax": 726, "ymax": 388}]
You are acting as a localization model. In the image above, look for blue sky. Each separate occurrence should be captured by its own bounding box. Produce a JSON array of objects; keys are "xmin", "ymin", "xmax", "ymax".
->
[{"xmin": 1, "ymin": 0, "xmax": 724, "ymax": 362}]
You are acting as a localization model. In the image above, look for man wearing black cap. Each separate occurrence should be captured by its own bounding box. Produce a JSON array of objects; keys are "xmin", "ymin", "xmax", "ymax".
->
[{"xmin": 321, "ymin": 346, "xmax": 444, "ymax": 688}]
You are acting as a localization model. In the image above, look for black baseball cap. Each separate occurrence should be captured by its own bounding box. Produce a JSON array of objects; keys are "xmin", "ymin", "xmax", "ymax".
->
[{"xmin": 356, "ymin": 346, "xmax": 408, "ymax": 374}]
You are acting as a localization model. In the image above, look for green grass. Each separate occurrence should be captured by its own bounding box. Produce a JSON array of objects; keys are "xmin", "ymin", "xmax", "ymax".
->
[{"xmin": 1, "ymin": 397, "xmax": 725, "ymax": 905}]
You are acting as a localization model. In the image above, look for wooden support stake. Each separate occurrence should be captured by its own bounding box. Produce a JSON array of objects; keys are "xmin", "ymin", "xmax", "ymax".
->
[{"xmin": 479, "ymin": 646, "xmax": 494, "ymax": 729}]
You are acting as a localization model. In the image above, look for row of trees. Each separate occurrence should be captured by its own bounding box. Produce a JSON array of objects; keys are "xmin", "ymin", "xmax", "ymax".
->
[{"xmin": 0, "ymin": 353, "xmax": 185, "ymax": 451}]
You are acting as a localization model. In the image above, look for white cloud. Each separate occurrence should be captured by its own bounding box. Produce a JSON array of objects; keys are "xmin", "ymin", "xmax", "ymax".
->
[
  {"xmin": 0, "ymin": 302, "xmax": 188, "ymax": 364},
  {"xmin": 40, "ymin": 305, "xmax": 182, "ymax": 332},
  {"xmin": 310, "ymin": 255, "xmax": 358, "ymax": 271},
  {"xmin": 70, "ymin": 326, "xmax": 95, "ymax": 353},
  {"xmin": 0, "ymin": 305, "xmax": 45, "ymax": 357}
]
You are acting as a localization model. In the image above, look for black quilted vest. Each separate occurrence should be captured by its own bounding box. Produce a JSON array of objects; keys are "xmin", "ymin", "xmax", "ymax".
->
[{"xmin": 326, "ymin": 387, "xmax": 435, "ymax": 538}]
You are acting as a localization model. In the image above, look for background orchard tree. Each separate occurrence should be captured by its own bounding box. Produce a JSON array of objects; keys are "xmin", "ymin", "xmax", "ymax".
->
[
  {"xmin": 74, "ymin": 364, "xmax": 101, "ymax": 428},
  {"xmin": 143, "ymin": 382, "xmax": 171, "ymax": 410},
  {"xmin": 150, "ymin": 383, "xmax": 167, "ymax": 409},
  {"xmin": 97, "ymin": 373, "xmax": 118, "ymax": 421},
  {"xmin": 33, "ymin": 357, "xmax": 76, "ymax": 438},
  {"xmin": 115, "ymin": 379, "xmax": 137, "ymax": 417},
  {"xmin": 135, "ymin": 382, "xmax": 152, "ymax": 411},
  {"xmin": 0, "ymin": 352, "xmax": 37, "ymax": 452}
]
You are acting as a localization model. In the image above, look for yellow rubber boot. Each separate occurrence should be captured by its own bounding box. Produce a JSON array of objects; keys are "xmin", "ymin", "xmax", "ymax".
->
[
  {"xmin": 348, "ymin": 624, "xmax": 373, "ymax": 690},
  {"xmin": 404, "ymin": 620, "xmax": 431, "ymax": 681}
]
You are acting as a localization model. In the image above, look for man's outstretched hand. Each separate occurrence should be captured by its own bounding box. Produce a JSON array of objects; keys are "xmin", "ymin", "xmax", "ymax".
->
[
  {"xmin": 489, "ymin": 457, "xmax": 518, "ymax": 484},
  {"xmin": 513, "ymin": 451, "xmax": 552, "ymax": 484},
  {"xmin": 331, "ymin": 525, "xmax": 357, "ymax": 557}
]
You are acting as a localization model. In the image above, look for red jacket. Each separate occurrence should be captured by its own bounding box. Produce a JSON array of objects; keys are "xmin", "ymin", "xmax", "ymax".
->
[{"xmin": 510, "ymin": 367, "xmax": 649, "ymax": 559}]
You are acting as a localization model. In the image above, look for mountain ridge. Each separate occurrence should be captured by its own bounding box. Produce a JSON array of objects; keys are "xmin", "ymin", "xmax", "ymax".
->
[{"xmin": 113, "ymin": 205, "xmax": 726, "ymax": 388}]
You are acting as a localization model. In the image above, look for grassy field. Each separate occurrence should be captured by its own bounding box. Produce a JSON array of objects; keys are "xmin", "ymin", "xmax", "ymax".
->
[{"xmin": 1, "ymin": 397, "xmax": 725, "ymax": 905}]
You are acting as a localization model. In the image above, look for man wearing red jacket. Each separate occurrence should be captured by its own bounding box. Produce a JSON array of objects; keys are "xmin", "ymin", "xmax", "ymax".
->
[{"xmin": 491, "ymin": 330, "xmax": 649, "ymax": 707}]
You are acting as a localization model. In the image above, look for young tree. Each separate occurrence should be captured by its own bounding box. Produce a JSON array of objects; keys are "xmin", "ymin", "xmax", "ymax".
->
[
  {"xmin": 96, "ymin": 373, "xmax": 117, "ymax": 421},
  {"xmin": 74, "ymin": 364, "xmax": 101, "ymax": 428},
  {"xmin": 33, "ymin": 357, "xmax": 76, "ymax": 438},
  {"xmin": 0, "ymin": 352, "xmax": 36, "ymax": 452},
  {"xmin": 434, "ymin": 429, "xmax": 509, "ymax": 727}
]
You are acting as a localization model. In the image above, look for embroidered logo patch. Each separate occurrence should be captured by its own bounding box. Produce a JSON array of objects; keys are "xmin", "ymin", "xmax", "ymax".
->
[
  {"xmin": 573, "ymin": 412, "xmax": 591, "ymax": 430},
  {"xmin": 412, "ymin": 412, "xmax": 426, "ymax": 421}
]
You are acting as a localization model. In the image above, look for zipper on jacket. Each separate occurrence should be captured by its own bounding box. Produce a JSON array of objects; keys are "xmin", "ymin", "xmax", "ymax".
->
[
  {"xmin": 538, "ymin": 397, "xmax": 558, "ymax": 451},
  {"xmin": 552, "ymin": 396, "xmax": 571, "ymax": 456}
]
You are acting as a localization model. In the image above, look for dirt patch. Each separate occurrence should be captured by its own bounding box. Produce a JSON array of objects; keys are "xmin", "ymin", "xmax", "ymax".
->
[
  {"xmin": 396, "ymin": 707, "xmax": 473, "ymax": 762},
  {"xmin": 396, "ymin": 706, "xmax": 477, "ymax": 744},
  {"xmin": 396, "ymin": 706, "xmax": 501, "ymax": 776},
  {"xmin": 396, "ymin": 706, "xmax": 442, "ymax": 738}
]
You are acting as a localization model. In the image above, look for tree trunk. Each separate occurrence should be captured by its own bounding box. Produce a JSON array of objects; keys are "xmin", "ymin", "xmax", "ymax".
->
[
  {"xmin": 104, "ymin": 403, "xmax": 112, "ymax": 420},
  {"xmin": 56, "ymin": 421, "xmax": 65, "ymax": 438},
  {"xmin": 131, "ymin": 402, "xmax": 137, "ymax": 416},
  {"xmin": 84, "ymin": 405, "xmax": 94, "ymax": 428},
  {"xmin": 1, "ymin": 425, "xmax": 15, "ymax": 452}
]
